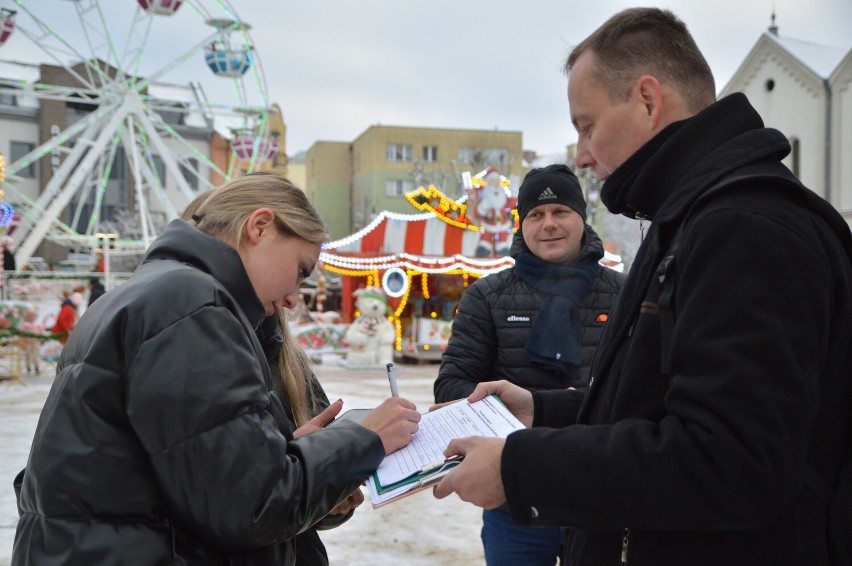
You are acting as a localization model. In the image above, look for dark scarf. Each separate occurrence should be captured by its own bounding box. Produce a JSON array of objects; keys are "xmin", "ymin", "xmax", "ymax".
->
[{"xmin": 514, "ymin": 251, "xmax": 600, "ymax": 378}]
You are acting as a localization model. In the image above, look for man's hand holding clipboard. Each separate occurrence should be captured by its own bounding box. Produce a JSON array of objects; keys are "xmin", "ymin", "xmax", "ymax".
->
[{"xmin": 433, "ymin": 380, "xmax": 534, "ymax": 509}]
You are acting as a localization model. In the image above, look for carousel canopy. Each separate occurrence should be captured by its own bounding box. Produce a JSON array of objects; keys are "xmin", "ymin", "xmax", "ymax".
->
[{"xmin": 320, "ymin": 210, "xmax": 514, "ymax": 276}]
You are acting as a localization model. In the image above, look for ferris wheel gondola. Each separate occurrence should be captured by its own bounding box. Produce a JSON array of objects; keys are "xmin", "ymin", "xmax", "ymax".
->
[{"xmin": 0, "ymin": 0, "xmax": 277, "ymax": 266}]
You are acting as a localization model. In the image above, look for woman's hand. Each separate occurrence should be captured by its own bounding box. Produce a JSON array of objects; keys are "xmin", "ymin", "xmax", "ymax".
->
[
  {"xmin": 328, "ymin": 487, "xmax": 365, "ymax": 515},
  {"xmin": 360, "ymin": 397, "xmax": 421, "ymax": 454},
  {"xmin": 293, "ymin": 399, "xmax": 344, "ymax": 438}
]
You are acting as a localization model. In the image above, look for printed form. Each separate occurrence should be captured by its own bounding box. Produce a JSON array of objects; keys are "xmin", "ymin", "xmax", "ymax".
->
[{"xmin": 375, "ymin": 395, "xmax": 524, "ymax": 487}]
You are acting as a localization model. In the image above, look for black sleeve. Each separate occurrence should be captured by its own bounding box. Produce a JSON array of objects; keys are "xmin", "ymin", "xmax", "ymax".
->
[{"xmin": 434, "ymin": 282, "xmax": 498, "ymax": 403}]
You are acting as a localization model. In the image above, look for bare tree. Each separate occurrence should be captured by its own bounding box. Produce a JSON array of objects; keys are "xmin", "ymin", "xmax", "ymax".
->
[{"xmin": 409, "ymin": 159, "xmax": 451, "ymax": 191}]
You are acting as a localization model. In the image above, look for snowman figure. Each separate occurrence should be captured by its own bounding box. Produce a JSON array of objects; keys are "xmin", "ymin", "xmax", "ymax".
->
[{"xmin": 342, "ymin": 287, "xmax": 395, "ymax": 367}]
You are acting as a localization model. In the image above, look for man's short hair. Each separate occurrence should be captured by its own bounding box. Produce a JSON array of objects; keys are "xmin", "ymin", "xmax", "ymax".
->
[{"xmin": 565, "ymin": 8, "xmax": 716, "ymax": 112}]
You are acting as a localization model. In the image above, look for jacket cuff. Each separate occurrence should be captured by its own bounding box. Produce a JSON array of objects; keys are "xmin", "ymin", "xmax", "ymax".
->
[{"xmin": 501, "ymin": 430, "xmax": 537, "ymax": 526}]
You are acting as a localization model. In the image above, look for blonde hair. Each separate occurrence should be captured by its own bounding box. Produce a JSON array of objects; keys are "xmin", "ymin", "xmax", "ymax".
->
[
  {"xmin": 190, "ymin": 173, "xmax": 325, "ymax": 426},
  {"xmin": 181, "ymin": 189, "xmax": 214, "ymax": 222},
  {"xmin": 277, "ymin": 311, "xmax": 318, "ymax": 426},
  {"xmin": 192, "ymin": 172, "xmax": 326, "ymax": 248}
]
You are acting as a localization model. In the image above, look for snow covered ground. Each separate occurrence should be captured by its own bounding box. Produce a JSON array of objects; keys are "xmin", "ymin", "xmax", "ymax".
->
[{"xmin": 0, "ymin": 359, "xmax": 485, "ymax": 565}]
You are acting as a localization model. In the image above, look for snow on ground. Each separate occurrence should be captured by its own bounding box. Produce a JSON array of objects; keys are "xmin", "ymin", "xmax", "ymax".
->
[{"xmin": 0, "ymin": 359, "xmax": 485, "ymax": 565}]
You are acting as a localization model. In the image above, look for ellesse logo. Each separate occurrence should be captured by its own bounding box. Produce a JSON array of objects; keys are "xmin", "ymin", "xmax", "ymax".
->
[
  {"xmin": 538, "ymin": 187, "xmax": 557, "ymax": 200},
  {"xmin": 507, "ymin": 315, "xmax": 530, "ymax": 322}
]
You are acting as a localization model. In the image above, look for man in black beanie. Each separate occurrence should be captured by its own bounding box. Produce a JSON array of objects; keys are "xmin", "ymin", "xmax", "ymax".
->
[{"xmin": 435, "ymin": 163, "xmax": 624, "ymax": 566}]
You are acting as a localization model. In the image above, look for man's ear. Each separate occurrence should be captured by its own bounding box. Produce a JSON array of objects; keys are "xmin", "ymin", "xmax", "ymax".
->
[
  {"xmin": 244, "ymin": 207, "xmax": 276, "ymax": 244},
  {"xmin": 634, "ymin": 75, "xmax": 664, "ymax": 130}
]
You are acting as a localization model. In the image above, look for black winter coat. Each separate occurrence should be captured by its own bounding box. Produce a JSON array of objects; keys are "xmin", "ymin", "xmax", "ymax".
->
[
  {"xmin": 257, "ymin": 315, "xmax": 354, "ymax": 566},
  {"xmin": 434, "ymin": 224, "xmax": 624, "ymax": 404},
  {"xmin": 13, "ymin": 220, "xmax": 385, "ymax": 565},
  {"xmin": 501, "ymin": 94, "xmax": 852, "ymax": 566}
]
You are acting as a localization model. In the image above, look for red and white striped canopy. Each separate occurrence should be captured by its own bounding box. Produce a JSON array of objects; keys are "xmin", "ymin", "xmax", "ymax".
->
[{"xmin": 321, "ymin": 211, "xmax": 515, "ymax": 275}]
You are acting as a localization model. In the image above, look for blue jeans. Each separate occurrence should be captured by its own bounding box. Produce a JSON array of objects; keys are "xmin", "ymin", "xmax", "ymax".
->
[{"xmin": 481, "ymin": 508, "xmax": 564, "ymax": 566}]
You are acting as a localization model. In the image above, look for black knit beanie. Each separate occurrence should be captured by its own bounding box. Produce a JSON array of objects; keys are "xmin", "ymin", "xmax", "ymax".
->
[{"xmin": 516, "ymin": 164, "xmax": 587, "ymax": 222}]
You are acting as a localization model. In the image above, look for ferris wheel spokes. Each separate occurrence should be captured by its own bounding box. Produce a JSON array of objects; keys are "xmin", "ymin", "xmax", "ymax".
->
[
  {"xmin": 11, "ymin": 2, "xmax": 115, "ymax": 93},
  {"xmin": 2, "ymin": 1, "xmax": 274, "ymax": 261}
]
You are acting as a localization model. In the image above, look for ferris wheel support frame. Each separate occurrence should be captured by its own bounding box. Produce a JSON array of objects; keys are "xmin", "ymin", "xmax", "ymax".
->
[
  {"xmin": 15, "ymin": 100, "xmax": 130, "ymax": 265},
  {"xmin": 3, "ymin": 1, "xmax": 274, "ymax": 265}
]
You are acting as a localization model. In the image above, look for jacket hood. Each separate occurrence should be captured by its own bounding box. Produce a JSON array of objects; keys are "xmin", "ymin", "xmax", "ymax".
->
[
  {"xmin": 601, "ymin": 92, "xmax": 792, "ymax": 225},
  {"xmin": 142, "ymin": 219, "xmax": 266, "ymax": 329},
  {"xmin": 510, "ymin": 223, "xmax": 605, "ymax": 265}
]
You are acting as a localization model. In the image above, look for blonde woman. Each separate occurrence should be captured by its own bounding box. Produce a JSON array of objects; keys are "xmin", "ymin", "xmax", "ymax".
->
[{"xmin": 14, "ymin": 172, "xmax": 420, "ymax": 565}]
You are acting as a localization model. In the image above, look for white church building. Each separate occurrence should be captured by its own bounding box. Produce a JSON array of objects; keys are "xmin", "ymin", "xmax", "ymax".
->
[{"xmin": 719, "ymin": 17, "xmax": 852, "ymax": 229}]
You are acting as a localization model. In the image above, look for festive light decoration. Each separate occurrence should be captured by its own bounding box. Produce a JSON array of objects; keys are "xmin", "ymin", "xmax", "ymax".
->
[
  {"xmin": 0, "ymin": 153, "xmax": 12, "ymax": 229},
  {"xmin": 405, "ymin": 185, "xmax": 478, "ymax": 230},
  {"xmin": 381, "ymin": 267, "xmax": 408, "ymax": 298}
]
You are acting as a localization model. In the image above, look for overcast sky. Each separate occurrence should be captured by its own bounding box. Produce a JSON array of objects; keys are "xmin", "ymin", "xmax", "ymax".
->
[{"xmin": 3, "ymin": 1, "xmax": 851, "ymax": 156}]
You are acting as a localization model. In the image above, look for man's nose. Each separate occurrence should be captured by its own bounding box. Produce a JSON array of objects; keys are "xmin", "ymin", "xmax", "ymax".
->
[{"xmin": 575, "ymin": 139, "xmax": 594, "ymax": 169}]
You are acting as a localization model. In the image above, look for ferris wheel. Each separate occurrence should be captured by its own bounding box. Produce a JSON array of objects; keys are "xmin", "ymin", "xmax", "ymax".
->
[{"xmin": 0, "ymin": 0, "xmax": 278, "ymax": 266}]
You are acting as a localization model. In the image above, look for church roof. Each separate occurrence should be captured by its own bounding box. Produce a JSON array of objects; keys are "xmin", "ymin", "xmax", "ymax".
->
[{"xmin": 765, "ymin": 32, "xmax": 849, "ymax": 78}]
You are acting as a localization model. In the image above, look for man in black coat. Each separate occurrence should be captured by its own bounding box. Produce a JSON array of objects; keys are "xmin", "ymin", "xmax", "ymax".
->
[
  {"xmin": 434, "ymin": 8, "xmax": 852, "ymax": 566},
  {"xmin": 87, "ymin": 277, "xmax": 106, "ymax": 306}
]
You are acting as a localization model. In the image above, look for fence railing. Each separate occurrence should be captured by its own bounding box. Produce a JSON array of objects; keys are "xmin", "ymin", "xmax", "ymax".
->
[{"xmin": 1, "ymin": 271, "xmax": 133, "ymax": 303}]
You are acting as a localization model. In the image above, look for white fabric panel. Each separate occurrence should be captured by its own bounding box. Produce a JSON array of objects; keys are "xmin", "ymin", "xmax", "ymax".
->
[
  {"xmin": 462, "ymin": 228, "xmax": 484, "ymax": 257},
  {"xmin": 422, "ymin": 219, "xmax": 447, "ymax": 256},
  {"xmin": 383, "ymin": 218, "xmax": 409, "ymax": 254}
]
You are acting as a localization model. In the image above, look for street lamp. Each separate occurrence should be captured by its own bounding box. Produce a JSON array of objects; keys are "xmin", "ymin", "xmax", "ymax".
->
[{"xmin": 95, "ymin": 232, "xmax": 117, "ymax": 291}]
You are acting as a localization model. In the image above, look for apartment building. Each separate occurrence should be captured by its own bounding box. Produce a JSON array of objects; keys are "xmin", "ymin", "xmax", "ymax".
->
[{"xmin": 305, "ymin": 125, "xmax": 524, "ymax": 240}]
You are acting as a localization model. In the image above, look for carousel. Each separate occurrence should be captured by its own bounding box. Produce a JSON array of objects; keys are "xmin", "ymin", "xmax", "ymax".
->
[{"xmin": 320, "ymin": 169, "xmax": 518, "ymax": 361}]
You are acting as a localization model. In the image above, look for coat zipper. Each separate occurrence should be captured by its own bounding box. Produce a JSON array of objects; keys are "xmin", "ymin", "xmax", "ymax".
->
[
  {"xmin": 636, "ymin": 212, "xmax": 647, "ymax": 242},
  {"xmin": 620, "ymin": 528, "xmax": 630, "ymax": 565}
]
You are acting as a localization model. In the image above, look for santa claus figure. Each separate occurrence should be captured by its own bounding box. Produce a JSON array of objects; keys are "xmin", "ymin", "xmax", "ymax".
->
[{"xmin": 465, "ymin": 167, "xmax": 517, "ymax": 257}]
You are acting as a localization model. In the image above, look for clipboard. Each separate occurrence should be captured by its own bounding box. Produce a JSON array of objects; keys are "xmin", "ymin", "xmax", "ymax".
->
[
  {"xmin": 366, "ymin": 456, "xmax": 464, "ymax": 508},
  {"xmin": 366, "ymin": 395, "xmax": 524, "ymax": 508},
  {"xmin": 327, "ymin": 408, "xmax": 371, "ymax": 427}
]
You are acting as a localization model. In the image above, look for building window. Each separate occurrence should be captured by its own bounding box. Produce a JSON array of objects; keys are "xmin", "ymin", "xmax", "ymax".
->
[
  {"xmin": 0, "ymin": 91, "xmax": 17, "ymax": 106},
  {"xmin": 11, "ymin": 141, "xmax": 36, "ymax": 178},
  {"xmin": 483, "ymin": 148, "xmax": 509, "ymax": 167},
  {"xmin": 790, "ymin": 137, "xmax": 800, "ymax": 178},
  {"xmin": 109, "ymin": 147, "xmax": 126, "ymax": 180},
  {"xmin": 423, "ymin": 145, "xmax": 438, "ymax": 162},
  {"xmin": 386, "ymin": 144, "xmax": 412, "ymax": 162},
  {"xmin": 180, "ymin": 157, "xmax": 199, "ymax": 190},
  {"xmin": 457, "ymin": 147, "xmax": 509, "ymax": 167},
  {"xmin": 386, "ymin": 179, "xmax": 413, "ymax": 197}
]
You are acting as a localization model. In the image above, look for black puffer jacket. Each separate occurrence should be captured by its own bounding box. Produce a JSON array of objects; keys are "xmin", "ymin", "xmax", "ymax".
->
[
  {"xmin": 434, "ymin": 224, "xmax": 624, "ymax": 404},
  {"xmin": 13, "ymin": 220, "xmax": 385, "ymax": 565},
  {"xmin": 501, "ymin": 94, "xmax": 852, "ymax": 566},
  {"xmin": 257, "ymin": 315, "xmax": 354, "ymax": 566}
]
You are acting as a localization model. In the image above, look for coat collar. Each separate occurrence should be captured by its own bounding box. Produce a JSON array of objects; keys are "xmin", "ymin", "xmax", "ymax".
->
[
  {"xmin": 600, "ymin": 93, "xmax": 790, "ymax": 225},
  {"xmin": 142, "ymin": 220, "xmax": 266, "ymax": 329}
]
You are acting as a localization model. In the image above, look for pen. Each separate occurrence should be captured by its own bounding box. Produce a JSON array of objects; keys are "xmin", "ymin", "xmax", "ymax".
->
[{"xmin": 386, "ymin": 362, "xmax": 399, "ymax": 397}]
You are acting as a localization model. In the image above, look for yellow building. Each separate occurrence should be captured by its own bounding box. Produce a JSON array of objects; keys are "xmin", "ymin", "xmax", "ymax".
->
[{"xmin": 305, "ymin": 125, "xmax": 524, "ymax": 240}]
